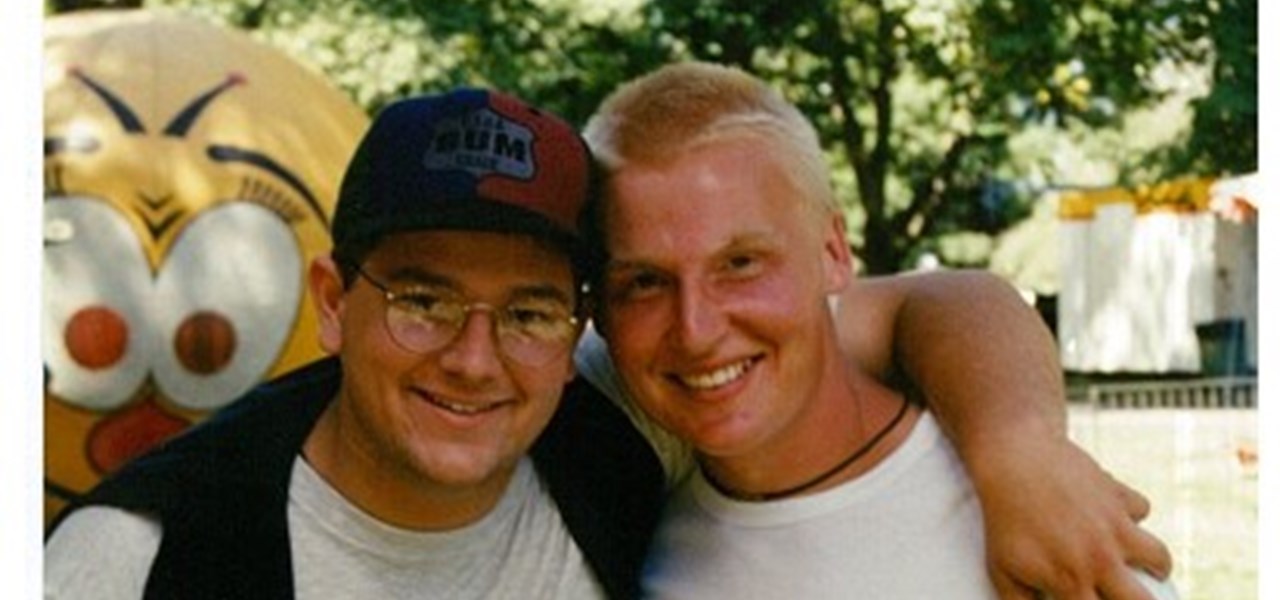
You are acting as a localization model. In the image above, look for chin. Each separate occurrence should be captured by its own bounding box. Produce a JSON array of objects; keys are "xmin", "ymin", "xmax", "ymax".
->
[
  {"xmin": 422, "ymin": 461, "xmax": 508, "ymax": 488},
  {"xmin": 680, "ymin": 421, "xmax": 761, "ymax": 459},
  {"xmin": 404, "ymin": 444, "xmax": 512, "ymax": 487}
]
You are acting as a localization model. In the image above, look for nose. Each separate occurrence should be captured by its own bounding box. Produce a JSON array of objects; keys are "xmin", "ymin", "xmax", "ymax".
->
[
  {"xmin": 671, "ymin": 283, "xmax": 726, "ymax": 356},
  {"xmin": 435, "ymin": 308, "xmax": 505, "ymax": 378}
]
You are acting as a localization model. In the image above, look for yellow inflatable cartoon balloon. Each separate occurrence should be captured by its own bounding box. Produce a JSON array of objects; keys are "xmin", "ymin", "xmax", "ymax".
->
[{"xmin": 43, "ymin": 9, "xmax": 368, "ymax": 524}]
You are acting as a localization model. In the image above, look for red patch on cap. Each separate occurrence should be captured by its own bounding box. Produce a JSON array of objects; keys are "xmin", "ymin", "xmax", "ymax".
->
[{"xmin": 480, "ymin": 93, "xmax": 589, "ymax": 235}]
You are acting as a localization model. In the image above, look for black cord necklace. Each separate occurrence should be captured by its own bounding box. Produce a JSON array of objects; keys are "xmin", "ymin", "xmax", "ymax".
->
[{"xmin": 704, "ymin": 397, "xmax": 911, "ymax": 502}]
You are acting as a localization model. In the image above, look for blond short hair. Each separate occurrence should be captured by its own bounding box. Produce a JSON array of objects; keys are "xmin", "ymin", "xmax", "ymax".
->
[{"xmin": 583, "ymin": 61, "xmax": 837, "ymax": 214}]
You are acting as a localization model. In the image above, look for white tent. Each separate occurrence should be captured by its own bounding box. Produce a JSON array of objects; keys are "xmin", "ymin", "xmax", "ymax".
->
[{"xmin": 1055, "ymin": 176, "xmax": 1257, "ymax": 374}]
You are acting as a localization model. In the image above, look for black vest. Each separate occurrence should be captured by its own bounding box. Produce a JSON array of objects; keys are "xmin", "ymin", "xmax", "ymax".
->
[{"xmin": 49, "ymin": 357, "xmax": 665, "ymax": 600}]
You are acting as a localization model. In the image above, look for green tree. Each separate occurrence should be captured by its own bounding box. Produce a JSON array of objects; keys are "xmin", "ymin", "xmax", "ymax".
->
[
  {"xmin": 637, "ymin": 0, "xmax": 1246, "ymax": 272},
  {"xmin": 51, "ymin": 0, "xmax": 1252, "ymax": 272},
  {"xmin": 1164, "ymin": 0, "xmax": 1257, "ymax": 177},
  {"xmin": 49, "ymin": 0, "xmax": 141, "ymax": 12},
  {"xmin": 133, "ymin": 0, "xmax": 665, "ymax": 122}
]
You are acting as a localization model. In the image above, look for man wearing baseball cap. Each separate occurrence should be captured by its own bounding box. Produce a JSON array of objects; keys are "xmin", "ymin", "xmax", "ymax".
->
[{"xmin": 47, "ymin": 88, "xmax": 1161, "ymax": 599}]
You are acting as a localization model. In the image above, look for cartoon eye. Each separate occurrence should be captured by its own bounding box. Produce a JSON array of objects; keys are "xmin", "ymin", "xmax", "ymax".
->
[
  {"xmin": 43, "ymin": 197, "xmax": 158, "ymax": 410},
  {"xmin": 151, "ymin": 202, "xmax": 303, "ymax": 411}
]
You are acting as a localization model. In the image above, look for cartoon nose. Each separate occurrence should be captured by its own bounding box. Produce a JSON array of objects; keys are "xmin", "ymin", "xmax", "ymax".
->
[
  {"xmin": 173, "ymin": 310, "xmax": 237, "ymax": 374},
  {"xmin": 65, "ymin": 306, "xmax": 129, "ymax": 369}
]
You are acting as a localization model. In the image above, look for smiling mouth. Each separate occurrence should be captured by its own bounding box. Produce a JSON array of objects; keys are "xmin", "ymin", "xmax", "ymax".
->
[
  {"xmin": 674, "ymin": 357, "xmax": 760, "ymax": 391},
  {"xmin": 421, "ymin": 393, "xmax": 509, "ymax": 416}
]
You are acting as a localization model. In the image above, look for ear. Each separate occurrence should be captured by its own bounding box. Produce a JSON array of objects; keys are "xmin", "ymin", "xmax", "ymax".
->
[
  {"xmin": 559, "ymin": 321, "xmax": 592, "ymax": 384},
  {"xmin": 561, "ymin": 352, "xmax": 579, "ymax": 384},
  {"xmin": 309, "ymin": 255, "xmax": 347, "ymax": 355},
  {"xmin": 820, "ymin": 212, "xmax": 854, "ymax": 294}
]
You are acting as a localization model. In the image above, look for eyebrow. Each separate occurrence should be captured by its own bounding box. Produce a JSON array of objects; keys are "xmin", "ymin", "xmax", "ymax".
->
[
  {"xmin": 69, "ymin": 68, "xmax": 145, "ymax": 133},
  {"xmin": 163, "ymin": 75, "xmax": 244, "ymax": 137},
  {"xmin": 509, "ymin": 286, "xmax": 575, "ymax": 306},
  {"xmin": 384, "ymin": 267, "xmax": 574, "ymax": 305},
  {"xmin": 605, "ymin": 231, "xmax": 777, "ymax": 273}
]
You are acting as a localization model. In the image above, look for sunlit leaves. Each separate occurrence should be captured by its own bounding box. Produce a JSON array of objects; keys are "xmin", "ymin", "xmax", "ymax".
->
[{"xmin": 115, "ymin": 0, "xmax": 1252, "ymax": 271}]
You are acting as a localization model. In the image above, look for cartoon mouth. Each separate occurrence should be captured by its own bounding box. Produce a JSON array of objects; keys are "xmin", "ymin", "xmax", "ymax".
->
[
  {"xmin": 87, "ymin": 396, "xmax": 191, "ymax": 474},
  {"xmin": 675, "ymin": 357, "xmax": 760, "ymax": 391}
]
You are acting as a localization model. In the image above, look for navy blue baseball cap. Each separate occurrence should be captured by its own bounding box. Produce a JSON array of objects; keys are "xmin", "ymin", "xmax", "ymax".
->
[{"xmin": 331, "ymin": 88, "xmax": 596, "ymax": 267}]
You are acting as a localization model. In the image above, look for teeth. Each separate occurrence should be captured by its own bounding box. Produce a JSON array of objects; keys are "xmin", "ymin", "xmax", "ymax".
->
[
  {"xmin": 680, "ymin": 359, "xmax": 752, "ymax": 390},
  {"xmin": 428, "ymin": 397, "xmax": 497, "ymax": 415}
]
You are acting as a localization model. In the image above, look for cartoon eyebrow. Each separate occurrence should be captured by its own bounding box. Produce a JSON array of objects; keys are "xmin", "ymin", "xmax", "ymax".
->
[
  {"xmin": 207, "ymin": 145, "xmax": 329, "ymax": 226},
  {"xmin": 68, "ymin": 67, "xmax": 145, "ymax": 133},
  {"xmin": 163, "ymin": 74, "xmax": 245, "ymax": 137},
  {"xmin": 58, "ymin": 69, "xmax": 328, "ymax": 225},
  {"xmin": 69, "ymin": 69, "xmax": 246, "ymax": 139}
]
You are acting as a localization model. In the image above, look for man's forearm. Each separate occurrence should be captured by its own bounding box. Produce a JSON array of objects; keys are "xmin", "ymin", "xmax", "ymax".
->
[{"xmin": 837, "ymin": 269, "xmax": 1067, "ymax": 447}]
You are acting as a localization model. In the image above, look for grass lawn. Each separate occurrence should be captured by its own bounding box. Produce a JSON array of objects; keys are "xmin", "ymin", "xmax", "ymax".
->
[{"xmin": 1068, "ymin": 405, "xmax": 1258, "ymax": 600}]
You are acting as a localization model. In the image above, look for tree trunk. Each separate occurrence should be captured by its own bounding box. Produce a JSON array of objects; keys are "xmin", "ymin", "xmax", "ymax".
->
[{"xmin": 858, "ymin": 216, "xmax": 901, "ymax": 275}]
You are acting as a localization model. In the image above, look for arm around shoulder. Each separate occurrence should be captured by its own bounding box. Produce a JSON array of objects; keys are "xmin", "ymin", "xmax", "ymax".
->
[
  {"xmin": 837, "ymin": 268, "xmax": 1065, "ymax": 441},
  {"xmin": 836, "ymin": 269, "xmax": 1173, "ymax": 600}
]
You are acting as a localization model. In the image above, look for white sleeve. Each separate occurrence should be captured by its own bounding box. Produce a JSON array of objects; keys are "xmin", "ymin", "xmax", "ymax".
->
[
  {"xmin": 1045, "ymin": 570, "xmax": 1179, "ymax": 600},
  {"xmin": 1133, "ymin": 569, "xmax": 1181, "ymax": 600},
  {"xmin": 45, "ymin": 506, "xmax": 162, "ymax": 600},
  {"xmin": 574, "ymin": 325, "xmax": 695, "ymax": 489}
]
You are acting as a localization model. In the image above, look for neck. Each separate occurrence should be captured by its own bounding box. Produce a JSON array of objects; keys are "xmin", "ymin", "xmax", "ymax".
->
[
  {"xmin": 704, "ymin": 395, "xmax": 910, "ymax": 501},
  {"xmin": 302, "ymin": 400, "xmax": 514, "ymax": 530},
  {"xmin": 700, "ymin": 366, "xmax": 917, "ymax": 502}
]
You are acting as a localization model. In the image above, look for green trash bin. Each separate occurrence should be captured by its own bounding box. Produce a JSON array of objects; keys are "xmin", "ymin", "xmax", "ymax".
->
[{"xmin": 1195, "ymin": 319, "xmax": 1249, "ymax": 376}]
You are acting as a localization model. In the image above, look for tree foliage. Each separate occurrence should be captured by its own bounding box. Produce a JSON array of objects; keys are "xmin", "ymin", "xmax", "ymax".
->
[
  {"xmin": 637, "ymin": 0, "xmax": 1242, "ymax": 272},
  {"xmin": 135, "ymin": 0, "xmax": 668, "ymax": 122},
  {"xmin": 1164, "ymin": 0, "xmax": 1257, "ymax": 177},
  {"xmin": 50, "ymin": 0, "xmax": 1256, "ymax": 273},
  {"xmin": 49, "ymin": 0, "xmax": 141, "ymax": 12}
]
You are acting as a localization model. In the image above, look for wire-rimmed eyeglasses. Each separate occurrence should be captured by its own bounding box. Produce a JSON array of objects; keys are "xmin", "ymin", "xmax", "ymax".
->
[{"xmin": 352, "ymin": 264, "xmax": 580, "ymax": 367}]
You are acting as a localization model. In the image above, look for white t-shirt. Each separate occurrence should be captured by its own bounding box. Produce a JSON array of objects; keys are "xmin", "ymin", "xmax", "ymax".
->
[
  {"xmin": 644, "ymin": 412, "xmax": 997, "ymax": 599},
  {"xmin": 44, "ymin": 329, "xmax": 668, "ymax": 600},
  {"xmin": 45, "ymin": 330, "xmax": 1177, "ymax": 599},
  {"xmin": 640, "ymin": 412, "xmax": 1178, "ymax": 600},
  {"xmin": 45, "ymin": 458, "xmax": 604, "ymax": 600}
]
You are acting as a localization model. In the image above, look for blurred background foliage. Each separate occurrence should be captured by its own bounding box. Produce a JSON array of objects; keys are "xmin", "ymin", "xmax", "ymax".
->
[{"xmin": 46, "ymin": 0, "xmax": 1257, "ymax": 274}]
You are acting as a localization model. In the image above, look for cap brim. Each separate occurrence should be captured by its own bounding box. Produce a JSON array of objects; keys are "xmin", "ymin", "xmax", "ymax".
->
[{"xmin": 339, "ymin": 195, "xmax": 581, "ymax": 256}]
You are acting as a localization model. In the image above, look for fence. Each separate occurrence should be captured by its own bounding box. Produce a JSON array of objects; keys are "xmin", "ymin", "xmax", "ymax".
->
[
  {"xmin": 1084, "ymin": 376, "xmax": 1256, "ymax": 409},
  {"xmin": 1067, "ymin": 377, "xmax": 1258, "ymax": 600}
]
